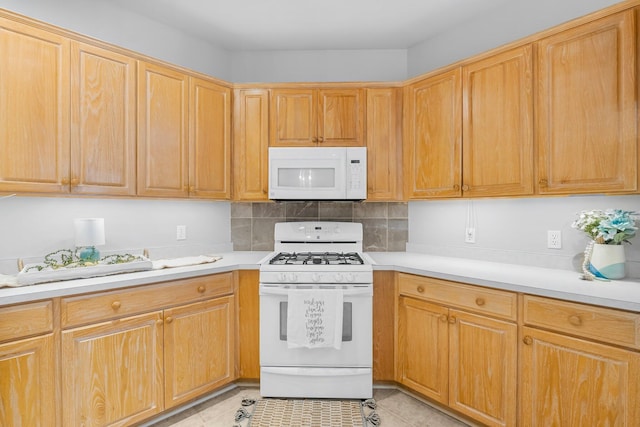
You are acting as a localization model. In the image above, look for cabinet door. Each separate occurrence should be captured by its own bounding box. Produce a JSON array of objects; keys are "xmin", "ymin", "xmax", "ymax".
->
[
  {"xmin": 71, "ymin": 41, "xmax": 136, "ymax": 196},
  {"xmin": 397, "ymin": 296, "xmax": 449, "ymax": 404},
  {"xmin": 62, "ymin": 311, "xmax": 164, "ymax": 427},
  {"xmin": 449, "ymin": 310, "xmax": 517, "ymax": 427},
  {"xmin": 463, "ymin": 45, "xmax": 533, "ymax": 197},
  {"xmin": 238, "ymin": 270, "xmax": 260, "ymax": 379},
  {"xmin": 536, "ymin": 11, "xmax": 637, "ymax": 194},
  {"xmin": 0, "ymin": 334, "xmax": 56, "ymax": 427},
  {"xmin": 164, "ymin": 296, "xmax": 235, "ymax": 408},
  {"xmin": 270, "ymin": 89, "xmax": 317, "ymax": 146},
  {"xmin": 233, "ymin": 89, "xmax": 269, "ymax": 200},
  {"xmin": 520, "ymin": 326, "xmax": 640, "ymax": 426},
  {"xmin": 189, "ymin": 77, "xmax": 231, "ymax": 199},
  {"xmin": 318, "ymin": 89, "xmax": 365, "ymax": 146},
  {"xmin": 366, "ymin": 88, "xmax": 402, "ymax": 200},
  {"xmin": 0, "ymin": 18, "xmax": 70, "ymax": 193},
  {"xmin": 404, "ymin": 69, "xmax": 462, "ymax": 198},
  {"xmin": 138, "ymin": 61, "xmax": 189, "ymax": 197}
]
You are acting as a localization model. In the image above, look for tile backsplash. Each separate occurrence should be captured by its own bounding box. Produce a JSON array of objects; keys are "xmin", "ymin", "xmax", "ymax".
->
[{"xmin": 231, "ymin": 201, "xmax": 408, "ymax": 252}]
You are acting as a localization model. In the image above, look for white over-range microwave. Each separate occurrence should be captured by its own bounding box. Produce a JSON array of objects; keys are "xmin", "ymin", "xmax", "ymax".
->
[{"xmin": 268, "ymin": 147, "xmax": 367, "ymax": 201}]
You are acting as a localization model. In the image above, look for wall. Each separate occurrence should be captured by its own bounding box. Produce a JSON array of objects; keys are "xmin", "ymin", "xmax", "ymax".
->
[
  {"xmin": 407, "ymin": 195, "xmax": 640, "ymax": 278},
  {"xmin": 0, "ymin": 0, "xmax": 232, "ymax": 80},
  {"xmin": 0, "ymin": 197, "xmax": 232, "ymax": 274},
  {"xmin": 407, "ymin": 0, "xmax": 622, "ymax": 77},
  {"xmin": 231, "ymin": 49, "xmax": 407, "ymax": 83},
  {"xmin": 231, "ymin": 202, "xmax": 407, "ymax": 251}
]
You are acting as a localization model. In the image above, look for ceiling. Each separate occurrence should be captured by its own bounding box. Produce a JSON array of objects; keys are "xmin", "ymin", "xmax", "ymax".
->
[{"xmin": 108, "ymin": 0, "xmax": 511, "ymax": 51}]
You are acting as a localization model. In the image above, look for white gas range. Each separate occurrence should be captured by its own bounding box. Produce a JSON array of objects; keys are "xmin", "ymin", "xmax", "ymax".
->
[{"xmin": 259, "ymin": 221, "xmax": 373, "ymax": 399}]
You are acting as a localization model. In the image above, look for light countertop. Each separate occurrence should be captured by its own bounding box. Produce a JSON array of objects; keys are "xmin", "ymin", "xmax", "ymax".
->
[{"xmin": 1, "ymin": 251, "xmax": 639, "ymax": 312}]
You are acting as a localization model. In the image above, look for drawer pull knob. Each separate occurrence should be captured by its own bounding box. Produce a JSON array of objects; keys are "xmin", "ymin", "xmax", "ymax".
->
[
  {"xmin": 448, "ymin": 316, "xmax": 456, "ymax": 324},
  {"xmin": 568, "ymin": 315, "xmax": 582, "ymax": 326},
  {"xmin": 440, "ymin": 314, "xmax": 448, "ymax": 323},
  {"xmin": 417, "ymin": 286, "xmax": 425, "ymax": 293},
  {"xmin": 523, "ymin": 336, "xmax": 533, "ymax": 345},
  {"xmin": 111, "ymin": 301, "xmax": 121, "ymax": 310},
  {"xmin": 197, "ymin": 286, "xmax": 206, "ymax": 293},
  {"xmin": 165, "ymin": 316, "xmax": 174, "ymax": 324},
  {"xmin": 156, "ymin": 319, "xmax": 163, "ymax": 326},
  {"xmin": 475, "ymin": 297, "xmax": 486, "ymax": 306}
]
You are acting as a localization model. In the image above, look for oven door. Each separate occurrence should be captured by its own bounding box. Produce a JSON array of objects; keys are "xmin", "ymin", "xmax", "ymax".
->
[{"xmin": 259, "ymin": 284, "xmax": 372, "ymax": 367}]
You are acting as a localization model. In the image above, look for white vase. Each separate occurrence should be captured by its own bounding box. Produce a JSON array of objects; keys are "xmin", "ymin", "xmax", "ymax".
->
[{"xmin": 589, "ymin": 243, "xmax": 626, "ymax": 280}]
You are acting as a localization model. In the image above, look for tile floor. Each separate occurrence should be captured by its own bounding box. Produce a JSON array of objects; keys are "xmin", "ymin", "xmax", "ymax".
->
[{"xmin": 145, "ymin": 386, "xmax": 471, "ymax": 427}]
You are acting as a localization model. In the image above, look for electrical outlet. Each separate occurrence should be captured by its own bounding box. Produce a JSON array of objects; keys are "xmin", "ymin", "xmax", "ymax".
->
[
  {"xmin": 176, "ymin": 225, "xmax": 187, "ymax": 240},
  {"xmin": 465, "ymin": 227, "xmax": 476, "ymax": 243},
  {"xmin": 547, "ymin": 230, "xmax": 561, "ymax": 249}
]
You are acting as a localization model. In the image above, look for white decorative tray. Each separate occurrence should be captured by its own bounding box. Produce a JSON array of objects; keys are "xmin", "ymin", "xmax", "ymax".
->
[{"xmin": 17, "ymin": 258, "xmax": 153, "ymax": 286}]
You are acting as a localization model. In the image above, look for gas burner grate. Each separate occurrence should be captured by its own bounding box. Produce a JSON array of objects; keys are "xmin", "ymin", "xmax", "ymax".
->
[{"xmin": 268, "ymin": 251, "xmax": 364, "ymax": 266}]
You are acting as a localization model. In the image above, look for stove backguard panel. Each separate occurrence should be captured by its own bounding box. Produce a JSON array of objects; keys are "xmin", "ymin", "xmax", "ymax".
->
[{"xmin": 231, "ymin": 201, "xmax": 407, "ymax": 252}]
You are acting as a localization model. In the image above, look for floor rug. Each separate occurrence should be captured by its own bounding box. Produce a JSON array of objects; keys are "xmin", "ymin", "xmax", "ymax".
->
[{"xmin": 233, "ymin": 397, "xmax": 380, "ymax": 426}]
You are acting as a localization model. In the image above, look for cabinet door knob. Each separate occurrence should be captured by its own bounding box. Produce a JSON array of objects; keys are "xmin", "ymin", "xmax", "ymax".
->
[
  {"xmin": 318, "ymin": 136, "xmax": 324, "ymax": 143},
  {"xmin": 70, "ymin": 178, "xmax": 79, "ymax": 186},
  {"xmin": 111, "ymin": 301, "xmax": 121, "ymax": 310},
  {"xmin": 165, "ymin": 316, "xmax": 173, "ymax": 324},
  {"xmin": 197, "ymin": 285, "xmax": 206, "ymax": 293},
  {"xmin": 448, "ymin": 315, "xmax": 456, "ymax": 324},
  {"xmin": 539, "ymin": 179, "xmax": 548, "ymax": 186},
  {"xmin": 568, "ymin": 315, "xmax": 582, "ymax": 326},
  {"xmin": 453, "ymin": 184, "xmax": 460, "ymax": 191},
  {"xmin": 312, "ymin": 137, "xmax": 318, "ymax": 143},
  {"xmin": 189, "ymin": 186, "xmax": 195, "ymax": 192},
  {"xmin": 417, "ymin": 286, "xmax": 425, "ymax": 293},
  {"xmin": 440, "ymin": 314, "xmax": 448, "ymax": 323},
  {"xmin": 61, "ymin": 177, "xmax": 70, "ymax": 185},
  {"xmin": 475, "ymin": 297, "xmax": 486, "ymax": 306},
  {"xmin": 156, "ymin": 319, "xmax": 163, "ymax": 326},
  {"xmin": 523, "ymin": 336, "xmax": 533, "ymax": 345},
  {"xmin": 461, "ymin": 184, "xmax": 469, "ymax": 191}
]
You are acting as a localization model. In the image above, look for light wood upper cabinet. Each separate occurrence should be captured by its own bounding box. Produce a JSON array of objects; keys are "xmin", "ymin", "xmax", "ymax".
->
[
  {"xmin": 233, "ymin": 89, "xmax": 270, "ymax": 201},
  {"xmin": 137, "ymin": 61, "xmax": 189, "ymax": 197},
  {"xmin": 536, "ymin": 10, "xmax": 637, "ymax": 194},
  {"xmin": 462, "ymin": 45, "xmax": 534, "ymax": 197},
  {"xmin": 189, "ymin": 77, "xmax": 231, "ymax": 199},
  {"xmin": 62, "ymin": 311, "xmax": 164, "ymax": 427},
  {"xmin": 0, "ymin": 17, "xmax": 70, "ymax": 194},
  {"xmin": 270, "ymin": 88, "xmax": 364, "ymax": 146},
  {"xmin": 71, "ymin": 41, "xmax": 137, "ymax": 196},
  {"xmin": 404, "ymin": 68, "xmax": 462, "ymax": 198},
  {"xmin": 164, "ymin": 295, "xmax": 235, "ymax": 408},
  {"xmin": 366, "ymin": 88, "xmax": 402, "ymax": 201}
]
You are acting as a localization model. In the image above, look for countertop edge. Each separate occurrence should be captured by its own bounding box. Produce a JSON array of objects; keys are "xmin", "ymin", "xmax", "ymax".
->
[{"xmin": 1, "ymin": 251, "xmax": 639, "ymax": 312}]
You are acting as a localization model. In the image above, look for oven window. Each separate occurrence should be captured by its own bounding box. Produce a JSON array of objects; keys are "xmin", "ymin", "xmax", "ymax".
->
[{"xmin": 279, "ymin": 301, "xmax": 352, "ymax": 342}]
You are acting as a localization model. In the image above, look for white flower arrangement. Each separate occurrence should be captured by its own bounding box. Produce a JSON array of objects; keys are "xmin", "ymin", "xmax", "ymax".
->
[{"xmin": 572, "ymin": 209, "xmax": 639, "ymax": 245}]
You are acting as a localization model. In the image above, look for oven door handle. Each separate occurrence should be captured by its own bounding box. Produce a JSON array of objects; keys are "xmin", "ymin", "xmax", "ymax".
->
[{"xmin": 259, "ymin": 286, "xmax": 372, "ymax": 297}]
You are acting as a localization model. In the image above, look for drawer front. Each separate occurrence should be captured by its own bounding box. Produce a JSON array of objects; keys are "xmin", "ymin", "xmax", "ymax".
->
[
  {"xmin": 61, "ymin": 273, "xmax": 233, "ymax": 328},
  {"xmin": 0, "ymin": 300, "xmax": 53, "ymax": 342},
  {"xmin": 398, "ymin": 273, "xmax": 517, "ymax": 320},
  {"xmin": 523, "ymin": 295, "xmax": 640, "ymax": 349}
]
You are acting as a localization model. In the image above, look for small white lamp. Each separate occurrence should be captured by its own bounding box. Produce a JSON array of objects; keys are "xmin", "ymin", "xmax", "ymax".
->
[{"xmin": 74, "ymin": 218, "xmax": 105, "ymax": 262}]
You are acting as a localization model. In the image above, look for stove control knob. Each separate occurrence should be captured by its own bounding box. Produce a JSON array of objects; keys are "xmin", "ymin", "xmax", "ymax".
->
[
  {"xmin": 289, "ymin": 273, "xmax": 298, "ymax": 282},
  {"xmin": 345, "ymin": 273, "xmax": 355, "ymax": 282},
  {"xmin": 278, "ymin": 273, "xmax": 287, "ymax": 282},
  {"xmin": 334, "ymin": 273, "xmax": 344, "ymax": 282},
  {"xmin": 312, "ymin": 273, "xmax": 320, "ymax": 282}
]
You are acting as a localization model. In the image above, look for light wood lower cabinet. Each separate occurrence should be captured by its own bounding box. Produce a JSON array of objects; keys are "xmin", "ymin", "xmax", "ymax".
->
[
  {"xmin": 164, "ymin": 296, "xmax": 235, "ymax": 408},
  {"xmin": 0, "ymin": 300, "xmax": 57, "ymax": 427},
  {"xmin": 520, "ymin": 295, "xmax": 640, "ymax": 426},
  {"xmin": 0, "ymin": 334, "xmax": 56, "ymax": 427},
  {"xmin": 62, "ymin": 311, "xmax": 164, "ymax": 427},
  {"xmin": 60, "ymin": 274, "xmax": 236, "ymax": 427},
  {"xmin": 397, "ymin": 273, "xmax": 517, "ymax": 427}
]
